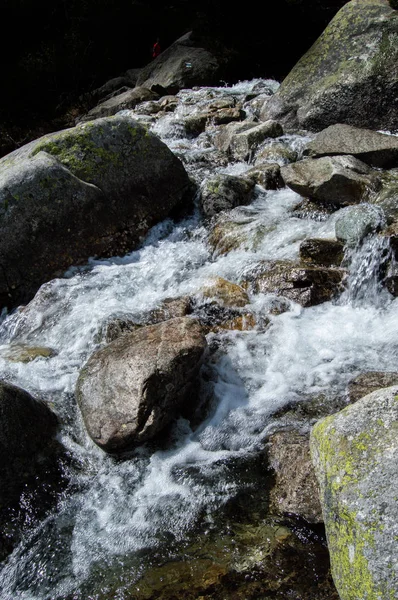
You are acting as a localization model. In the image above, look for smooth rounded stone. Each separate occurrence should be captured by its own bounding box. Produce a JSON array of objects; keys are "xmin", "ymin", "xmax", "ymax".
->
[
  {"xmin": 0, "ymin": 114, "xmax": 191, "ymax": 308},
  {"xmin": 281, "ymin": 155, "xmax": 379, "ymax": 207},
  {"xmin": 334, "ymin": 204, "xmax": 385, "ymax": 246},
  {"xmin": 136, "ymin": 32, "xmax": 220, "ymax": 93},
  {"xmin": 267, "ymin": 430, "xmax": 323, "ymax": 523},
  {"xmin": 243, "ymin": 260, "xmax": 345, "ymax": 307},
  {"xmin": 77, "ymin": 87, "xmax": 159, "ymax": 122},
  {"xmin": 244, "ymin": 162, "xmax": 284, "ymax": 190},
  {"xmin": 303, "ymin": 124, "xmax": 398, "ymax": 169},
  {"xmin": 299, "ymin": 238, "xmax": 344, "ymax": 267},
  {"xmin": 254, "ymin": 142, "xmax": 298, "ymax": 166},
  {"xmin": 200, "ymin": 173, "xmax": 255, "ymax": 218},
  {"xmin": 0, "ymin": 344, "xmax": 57, "ymax": 363},
  {"xmin": 229, "ymin": 120, "xmax": 284, "ymax": 161},
  {"xmin": 261, "ymin": 0, "xmax": 398, "ymax": 132},
  {"xmin": 0, "ymin": 380, "xmax": 58, "ymax": 507},
  {"xmin": 76, "ymin": 317, "xmax": 207, "ymax": 454},
  {"xmin": 347, "ymin": 371, "xmax": 398, "ymax": 403},
  {"xmin": 310, "ymin": 385, "xmax": 398, "ymax": 600}
]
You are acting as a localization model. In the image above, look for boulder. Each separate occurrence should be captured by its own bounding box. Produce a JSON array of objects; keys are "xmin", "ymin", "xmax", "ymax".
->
[
  {"xmin": 334, "ymin": 204, "xmax": 385, "ymax": 246},
  {"xmin": 200, "ymin": 174, "xmax": 255, "ymax": 218},
  {"xmin": 254, "ymin": 142, "xmax": 298, "ymax": 166},
  {"xmin": 76, "ymin": 317, "xmax": 207, "ymax": 453},
  {"xmin": 268, "ymin": 430, "xmax": 323, "ymax": 523},
  {"xmin": 213, "ymin": 121, "xmax": 258, "ymax": 153},
  {"xmin": 299, "ymin": 238, "xmax": 344, "ymax": 267},
  {"xmin": 244, "ymin": 163, "xmax": 284, "ymax": 190},
  {"xmin": 136, "ymin": 32, "xmax": 220, "ymax": 93},
  {"xmin": 261, "ymin": 0, "xmax": 398, "ymax": 132},
  {"xmin": 77, "ymin": 87, "xmax": 159, "ymax": 123},
  {"xmin": 243, "ymin": 260, "xmax": 345, "ymax": 307},
  {"xmin": 229, "ymin": 120, "xmax": 283, "ymax": 161},
  {"xmin": 0, "ymin": 380, "xmax": 58, "ymax": 507},
  {"xmin": 347, "ymin": 371, "xmax": 398, "ymax": 403},
  {"xmin": 310, "ymin": 385, "xmax": 398, "ymax": 599},
  {"xmin": 198, "ymin": 277, "xmax": 249, "ymax": 308},
  {"xmin": 0, "ymin": 115, "xmax": 191, "ymax": 308},
  {"xmin": 281, "ymin": 156, "xmax": 379, "ymax": 207},
  {"xmin": 304, "ymin": 124, "xmax": 398, "ymax": 169}
]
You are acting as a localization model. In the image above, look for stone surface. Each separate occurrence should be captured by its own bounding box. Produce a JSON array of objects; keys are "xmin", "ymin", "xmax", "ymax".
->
[
  {"xmin": 281, "ymin": 156, "xmax": 379, "ymax": 207},
  {"xmin": 254, "ymin": 142, "xmax": 298, "ymax": 166},
  {"xmin": 229, "ymin": 120, "xmax": 283, "ymax": 161},
  {"xmin": 244, "ymin": 163, "xmax": 284, "ymax": 190},
  {"xmin": 77, "ymin": 87, "xmax": 159, "ymax": 122},
  {"xmin": 0, "ymin": 114, "xmax": 191, "ymax": 308},
  {"xmin": 347, "ymin": 371, "xmax": 398, "ymax": 403},
  {"xmin": 268, "ymin": 430, "xmax": 323, "ymax": 523},
  {"xmin": 311, "ymin": 385, "xmax": 398, "ymax": 600},
  {"xmin": 200, "ymin": 174, "xmax": 255, "ymax": 218},
  {"xmin": 243, "ymin": 260, "xmax": 345, "ymax": 307},
  {"xmin": 304, "ymin": 124, "xmax": 398, "ymax": 169},
  {"xmin": 76, "ymin": 317, "xmax": 207, "ymax": 453},
  {"xmin": 335, "ymin": 204, "xmax": 385, "ymax": 246},
  {"xmin": 299, "ymin": 238, "xmax": 344, "ymax": 267},
  {"xmin": 261, "ymin": 0, "xmax": 398, "ymax": 132}
]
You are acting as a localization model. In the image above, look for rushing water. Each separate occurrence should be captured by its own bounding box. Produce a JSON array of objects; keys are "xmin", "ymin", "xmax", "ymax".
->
[{"xmin": 1, "ymin": 79, "xmax": 397, "ymax": 599}]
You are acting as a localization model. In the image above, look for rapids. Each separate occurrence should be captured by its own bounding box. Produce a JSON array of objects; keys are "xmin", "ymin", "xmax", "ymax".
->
[{"xmin": 1, "ymin": 79, "xmax": 397, "ymax": 599}]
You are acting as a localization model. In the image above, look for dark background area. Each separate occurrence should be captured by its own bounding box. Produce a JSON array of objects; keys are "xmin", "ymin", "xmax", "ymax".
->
[{"xmin": 0, "ymin": 0, "xmax": 348, "ymax": 156}]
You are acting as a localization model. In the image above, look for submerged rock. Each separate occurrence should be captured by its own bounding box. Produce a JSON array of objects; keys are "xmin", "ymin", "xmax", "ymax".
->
[
  {"xmin": 261, "ymin": 0, "xmax": 398, "ymax": 132},
  {"xmin": 334, "ymin": 204, "xmax": 385, "ymax": 246},
  {"xmin": 200, "ymin": 174, "xmax": 255, "ymax": 218},
  {"xmin": 311, "ymin": 385, "xmax": 398, "ymax": 600},
  {"xmin": 0, "ymin": 343, "xmax": 57, "ymax": 363},
  {"xmin": 76, "ymin": 317, "xmax": 207, "ymax": 454},
  {"xmin": 281, "ymin": 156, "xmax": 379, "ymax": 207},
  {"xmin": 0, "ymin": 114, "xmax": 192, "ymax": 308}
]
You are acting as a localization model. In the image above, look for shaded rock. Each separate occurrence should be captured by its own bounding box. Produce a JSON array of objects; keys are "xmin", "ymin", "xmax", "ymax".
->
[
  {"xmin": 300, "ymin": 238, "xmax": 344, "ymax": 267},
  {"xmin": 245, "ymin": 162, "xmax": 284, "ymax": 189},
  {"xmin": 281, "ymin": 155, "xmax": 379, "ymax": 207},
  {"xmin": 0, "ymin": 380, "xmax": 58, "ymax": 507},
  {"xmin": 243, "ymin": 260, "xmax": 345, "ymax": 307},
  {"xmin": 335, "ymin": 203, "xmax": 385, "ymax": 246},
  {"xmin": 347, "ymin": 371, "xmax": 398, "ymax": 403},
  {"xmin": 76, "ymin": 317, "xmax": 207, "ymax": 454},
  {"xmin": 200, "ymin": 174, "xmax": 255, "ymax": 218},
  {"xmin": 255, "ymin": 142, "xmax": 298, "ymax": 166},
  {"xmin": 261, "ymin": 0, "xmax": 398, "ymax": 132},
  {"xmin": 77, "ymin": 87, "xmax": 159, "ymax": 122},
  {"xmin": 136, "ymin": 32, "xmax": 220, "ymax": 93},
  {"xmin": 229, "ymin": 120, "xmax": 284, "ymax": 161},
  {"xmin": 310, "ymin": 385, "xmax": 398, "ymax": 600},
  {"xmin": 304, "ymin": 124, "xmax": 398, "ymax": 169},
  {"xmin": 133, "ymin": 101, "xmax": 163, "ymax": 116},
  {"xmin": 184, "ymin": 113, "xmax": 209, "ymax": 137},
  {"xmin": 268, "ymin": 430, "xmax": 323, "ymax": 523},
  {"xmin": 369, "ymin": 169, "xmax": 398, "ymax": 224},
  {"xmin": 210, "ymin": 107, "xmax": 244, "ymax": 126},
  {"xmin": 0, "ymin": 114, "xmax": 191, "ymax": 308}
]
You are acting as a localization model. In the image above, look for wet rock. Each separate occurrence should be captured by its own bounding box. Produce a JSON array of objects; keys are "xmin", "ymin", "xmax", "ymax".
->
[
  {"xmin": 268, "ymin": 430, "xmax": 323, "ymax": 523},
  {"xmin": 299, "ymin": 238, "xmax": 344, "ymax": 267},
  {"xmin": 0, "ymin": 344, "xmax": 57, "ymax": 363},
  {"xmin": 335, "ymin": 203, "xmax": 385, "ymax": 247},
  {"xmin": 245, "ymin": 162, "xmax": 284, "ymax": 189},
  {"xmin": 158, "ymin": 95, "xmax": 179, "ymax": 111},
  {"xmin": 229, "ymin": 120, "xmax": 284, "ymax": 161},
  {"xmin": 291, "ymin": 199, "xmax": 335, "ymax": 220},
  {"xmin": 369, "ymin": 169, "xmax": 398, "ymax": 224},
  {"xmin": 0, "ymin": 114, "xmax": 192, "ymax": 308},
  {"xmin": 136, "ymin": 32, "xmax": 220, "ymax": 93},
  {"xmin": 255, "ymin": 141, "xmax": 298, "ymax": 166},
  {"xmin": 311, "ymin": 385, "xmax": 398, "ymax": 600},
  {"xmin": 304, "ymin": 124, "xmax": 398, "ymax": 169},
  {"xmin": 199, "ymin": 277, "xmax": 250, "ymax": 308},
  {"xmin": 210, "ymin": 106, "xmax": 244, "ymax": 126},
  {"xmin": 347, "ymin": 371, "xmax": 398, "ymax": 403},
  {"xmin": 243, "ymin": 260, "xmax": 345, "ymax": 307},
  {"xmin": 281, "ymin": 156, "xmax": 379, "ymax": 207},
  {"xmin": 76, "ymin": 317, "xmax": 207, "ymax": 453},
  {"xmin": 200, "ymin": 173, "xmax": 255, "ymax": 218},
  {"xmin": 77, "ymin": 87, "xmax": 159, "ymax": 122},
  {"xmin": 133, "ymin": 101, "xmax": 163, "ymax": 115},
  {"xmin": 184, "ymin": 113, "xmax": 209, "ymax": 137},
  {"xmin": 261, "ymin": 0, "xmax": 398, "ymax": 132},
  {"xmin": 208, "ymin": 209, "xmax": 272, "ymax": 256},
  {"xmin": 213, "ymin": 121, "xmax": 258, "ymax": 153}
]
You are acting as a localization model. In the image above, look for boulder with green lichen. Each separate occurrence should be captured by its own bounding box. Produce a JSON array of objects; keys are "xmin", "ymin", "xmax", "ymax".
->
[
  {"xmin": 310, "ymin": 385, "xmax": 398, "ymax": 599},
  {"xmin": 0, "ymin": 114, "xmax": 192, "ymax": 309}
]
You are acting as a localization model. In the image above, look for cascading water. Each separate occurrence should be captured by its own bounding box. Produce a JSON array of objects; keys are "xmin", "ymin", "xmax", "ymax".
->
[{"xmin": 1, "ymin": 79, "xmax": 397, "ymax": 600}]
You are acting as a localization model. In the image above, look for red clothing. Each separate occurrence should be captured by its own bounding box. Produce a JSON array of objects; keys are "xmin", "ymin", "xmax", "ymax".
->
[{"xmin": 152, "ymin": 42, "xmax": 161, "ymax": 59}]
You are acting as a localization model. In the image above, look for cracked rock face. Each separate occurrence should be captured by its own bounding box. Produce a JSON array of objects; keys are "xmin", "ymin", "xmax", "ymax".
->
[{"xmin": 75, "ymin": 317, "xmax": 207, "ymax": 454}]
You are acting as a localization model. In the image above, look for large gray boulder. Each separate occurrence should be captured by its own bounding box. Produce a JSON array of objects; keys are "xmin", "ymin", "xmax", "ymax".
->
[
  {"xmin": 136, "ymin": 32, "xmax": 220, "ymax": 93},
  {"xmin": 261, "ymin": 0, "xmax": 398, "ymax": 132},
  {"xmin": 76, "ymin": 317, "xmax": 207, "ymax": 454},
  {"xmin": 304, "ymin": 124, "xmax": 398, "ymax": 169},
  {"xmin": 310, "ymin": 385, "xmax": 398, "ymax": 600},
  {"xmin": 281, "ymin": 156, "xmax": 379, "ymax": 206},
  {"xmin": 0, "ymin": 114, "xmax": 191, "ymax": 308}
]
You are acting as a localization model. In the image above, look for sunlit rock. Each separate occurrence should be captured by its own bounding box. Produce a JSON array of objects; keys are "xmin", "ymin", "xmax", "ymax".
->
[
  {"xmin": 254, "ymin": 142, "xmax": 298, "ymax": 166},
  {"xmin": 245, "ymin": 163, "xmax": 284, "ymax": 190},
  {"xmin": 229, "ymin": 120, "xmax": 284, "ymax": 161},
  {"xmin": 0, "ymin": 343, "xmax": 57, "ymax": 363},
  {"xmin": 311, "ymin": 385, "xmax": 398, "ymax": 600},
  {"xmin": 76, "ymin": 317, "xmax": 207, "ymax": 453},
  {"xmin": 335, "ymin": 204, "xmax": 385, "ymax": 247},
  {"xmin": 200, "ymin": 173, "xmax": 255, "ymax": 218}
]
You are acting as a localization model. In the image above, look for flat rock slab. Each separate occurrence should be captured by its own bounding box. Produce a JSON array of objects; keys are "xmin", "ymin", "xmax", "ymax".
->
[
  {"xmin": 304, "ymin": 124, "xmax": 398, "ymax": 169},
  {"xmin": 78, "ymin": 87, "xmax": 159, "ymax": 123},
  {"xmin": 311, "ymin": 385, "xmax": 398, "ymax": 600},
  {"xmin": 76, "ymin": 317, "xmax": 207, "ymax": 454}
]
